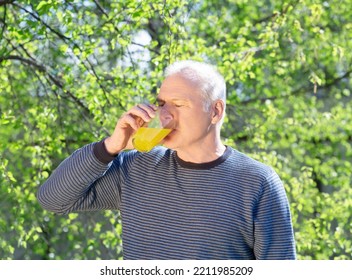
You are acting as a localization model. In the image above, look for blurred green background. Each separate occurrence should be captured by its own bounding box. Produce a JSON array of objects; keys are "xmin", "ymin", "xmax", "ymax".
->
[{"xmin": 0, "ymin": 0, "xmax": 351, "ymax": 259}]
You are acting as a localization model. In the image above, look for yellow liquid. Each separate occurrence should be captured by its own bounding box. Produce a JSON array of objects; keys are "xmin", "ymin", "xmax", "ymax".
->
[{"xmin": 132, "ymin": 127, "xmax": 171, "ymax": 152}]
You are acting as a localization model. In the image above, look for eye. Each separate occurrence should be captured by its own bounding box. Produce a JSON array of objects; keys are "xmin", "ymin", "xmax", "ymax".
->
[
  {"xmin": 174, "ymin": 102, "xmax": 187, "ymax": 108},
  {"xmin": 156, "ymin": 100, "xmax": 165, "ymax": 107}
]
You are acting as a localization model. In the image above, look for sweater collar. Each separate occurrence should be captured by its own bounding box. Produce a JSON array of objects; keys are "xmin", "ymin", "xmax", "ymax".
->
[{"xmin": 174, "ymin": 146, "xmax": 231, "ymax": 169}]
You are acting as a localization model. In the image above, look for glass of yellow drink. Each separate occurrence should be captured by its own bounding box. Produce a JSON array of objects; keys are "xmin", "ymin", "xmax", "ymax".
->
[{"xmin": 132, "ymin": 109, "xmax": 172, "ymax": 152}]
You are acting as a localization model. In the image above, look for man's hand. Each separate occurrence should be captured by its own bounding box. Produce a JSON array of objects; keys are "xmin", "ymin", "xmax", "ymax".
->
[{"xmin": 104, "ymin": 103, "xmax": 157, "ymax": 155}]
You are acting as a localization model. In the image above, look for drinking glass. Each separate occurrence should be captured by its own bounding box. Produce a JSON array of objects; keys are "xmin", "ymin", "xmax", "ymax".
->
[{"xmin": 132, "ymin": 108, "xmax": 172, "ymax": 152}]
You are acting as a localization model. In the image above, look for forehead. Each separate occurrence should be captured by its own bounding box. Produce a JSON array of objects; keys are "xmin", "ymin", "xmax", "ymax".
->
[{"xmin": 157, "ymin": 74, "xmax": 202, "ymax": 101}]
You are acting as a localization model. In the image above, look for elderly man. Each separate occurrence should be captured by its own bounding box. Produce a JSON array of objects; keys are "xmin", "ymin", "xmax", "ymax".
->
[{"xmin": 37, "ymin": 60, "xmax": 296, "ymax": 260}]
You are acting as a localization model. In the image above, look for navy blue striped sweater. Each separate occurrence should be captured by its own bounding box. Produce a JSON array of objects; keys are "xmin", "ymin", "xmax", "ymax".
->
[{"xmin": 37, "ymin": 140, "xmax": 296, "ymax": 260}]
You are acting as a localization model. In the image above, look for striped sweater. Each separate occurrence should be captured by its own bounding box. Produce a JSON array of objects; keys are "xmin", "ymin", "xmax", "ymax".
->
[{"xmin": 37, "ymin": 140, "xmax": 296, "ymax": 260}]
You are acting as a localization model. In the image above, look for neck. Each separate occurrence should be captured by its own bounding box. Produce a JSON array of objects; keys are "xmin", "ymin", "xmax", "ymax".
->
[{"xmin": 175, "ymin": 137, "xmax": 226, "ymax": 163}]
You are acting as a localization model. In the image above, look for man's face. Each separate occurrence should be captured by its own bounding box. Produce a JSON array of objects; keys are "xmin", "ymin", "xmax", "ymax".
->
[{"xmin": 156, "ymin": 74, "xmax": 214, "ymax": 151}]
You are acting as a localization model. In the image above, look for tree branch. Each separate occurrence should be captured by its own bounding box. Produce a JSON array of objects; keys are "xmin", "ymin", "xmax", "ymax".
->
[
  {"xmin": 131, "ymin": 41, "xmax": 160, "ymax": 55},
  {"xmin": 13, "ymin": 2, "xmax": 71, "ymax": 41},
  {"xmin": 0, "ymin": 55, "xmax": 46, "ymax": 70},
  {"xmin": 325, "ymin": 68, "xmax": 352, "ymax": 89},
  {"xmin": 254, "ymin": 0, "xmax": 300, "ymax": 24},
  {"xmin": 1, "ymin": 54, "xmax": 92, "ymax": 117},
  {"xmin": 0, "ymin": 0, "xmax": 14, "ymax": 7},
  {"xmin": 238, "ymin": 68, "xmax": 352, "ymax": 105},
  {"xmin": 93, "ymin": 0, "xmax": 109, "ymax": 18},
  {"xmin": 0, "ymin": 2, "xmax": 7, "ymax": 42},
  {"xmin": 14, "ymin": 2, "xmax": 114, "ymax": 107}
]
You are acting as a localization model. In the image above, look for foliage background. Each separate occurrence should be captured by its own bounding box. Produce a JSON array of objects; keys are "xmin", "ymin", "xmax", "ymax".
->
[{"xmin": 0, "ymin": 0, "xmax": 351, "ymax": 260}]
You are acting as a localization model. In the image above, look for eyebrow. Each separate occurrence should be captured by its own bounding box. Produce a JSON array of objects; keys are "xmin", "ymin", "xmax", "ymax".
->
[{"xmin": 156, "ymin": 97, "xmax": 189, "ymax": 103}]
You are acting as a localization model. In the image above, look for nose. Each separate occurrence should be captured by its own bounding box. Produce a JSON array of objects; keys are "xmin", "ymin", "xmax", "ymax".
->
[{"xmin": 160, "ymin": 107, "xmax": 174, "ymax": 128}]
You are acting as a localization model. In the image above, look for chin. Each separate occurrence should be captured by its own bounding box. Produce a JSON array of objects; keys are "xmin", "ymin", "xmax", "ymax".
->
[{"xmin": 162, "ymin": 132, "xmax": 175, "ymax": 147}]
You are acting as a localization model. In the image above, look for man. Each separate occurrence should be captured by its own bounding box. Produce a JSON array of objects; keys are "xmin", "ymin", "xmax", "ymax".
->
[{"xmin": 37, "ymin": 60, "xmax": 296, "ymax": 259}]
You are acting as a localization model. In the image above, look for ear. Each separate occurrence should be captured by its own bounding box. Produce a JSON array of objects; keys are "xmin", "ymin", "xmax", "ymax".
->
[{"xmin": 211, "ymin": 100, "xmax": 225, "ymax": 124}]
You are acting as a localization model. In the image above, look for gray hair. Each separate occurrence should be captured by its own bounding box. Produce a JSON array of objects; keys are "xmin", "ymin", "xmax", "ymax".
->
[{"xmin": 164, "ymin": 60, "xmax": 226, "ymax": 111}]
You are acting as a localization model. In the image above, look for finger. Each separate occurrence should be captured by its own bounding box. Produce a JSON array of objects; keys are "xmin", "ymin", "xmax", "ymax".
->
[
  {"xmin": 120, "ymin": 113, "xmax": 142, "ymax": 131},
  {"xmin": 137, "ymin": 103, "xmax": 158, "ymax": 118},
  {"xmin": 128, "ymin": 104, "xmax": 156, "ymax": 122}
]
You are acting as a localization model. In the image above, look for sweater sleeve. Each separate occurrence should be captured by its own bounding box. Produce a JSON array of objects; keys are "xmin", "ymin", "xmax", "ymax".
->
[
  {"xmin": 253, "ymin": 170, "xmax": 296, "ymax": 260},
  {"xmin": 37, "ymin": 140, "xmax": 123, "ymax": 215}
]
